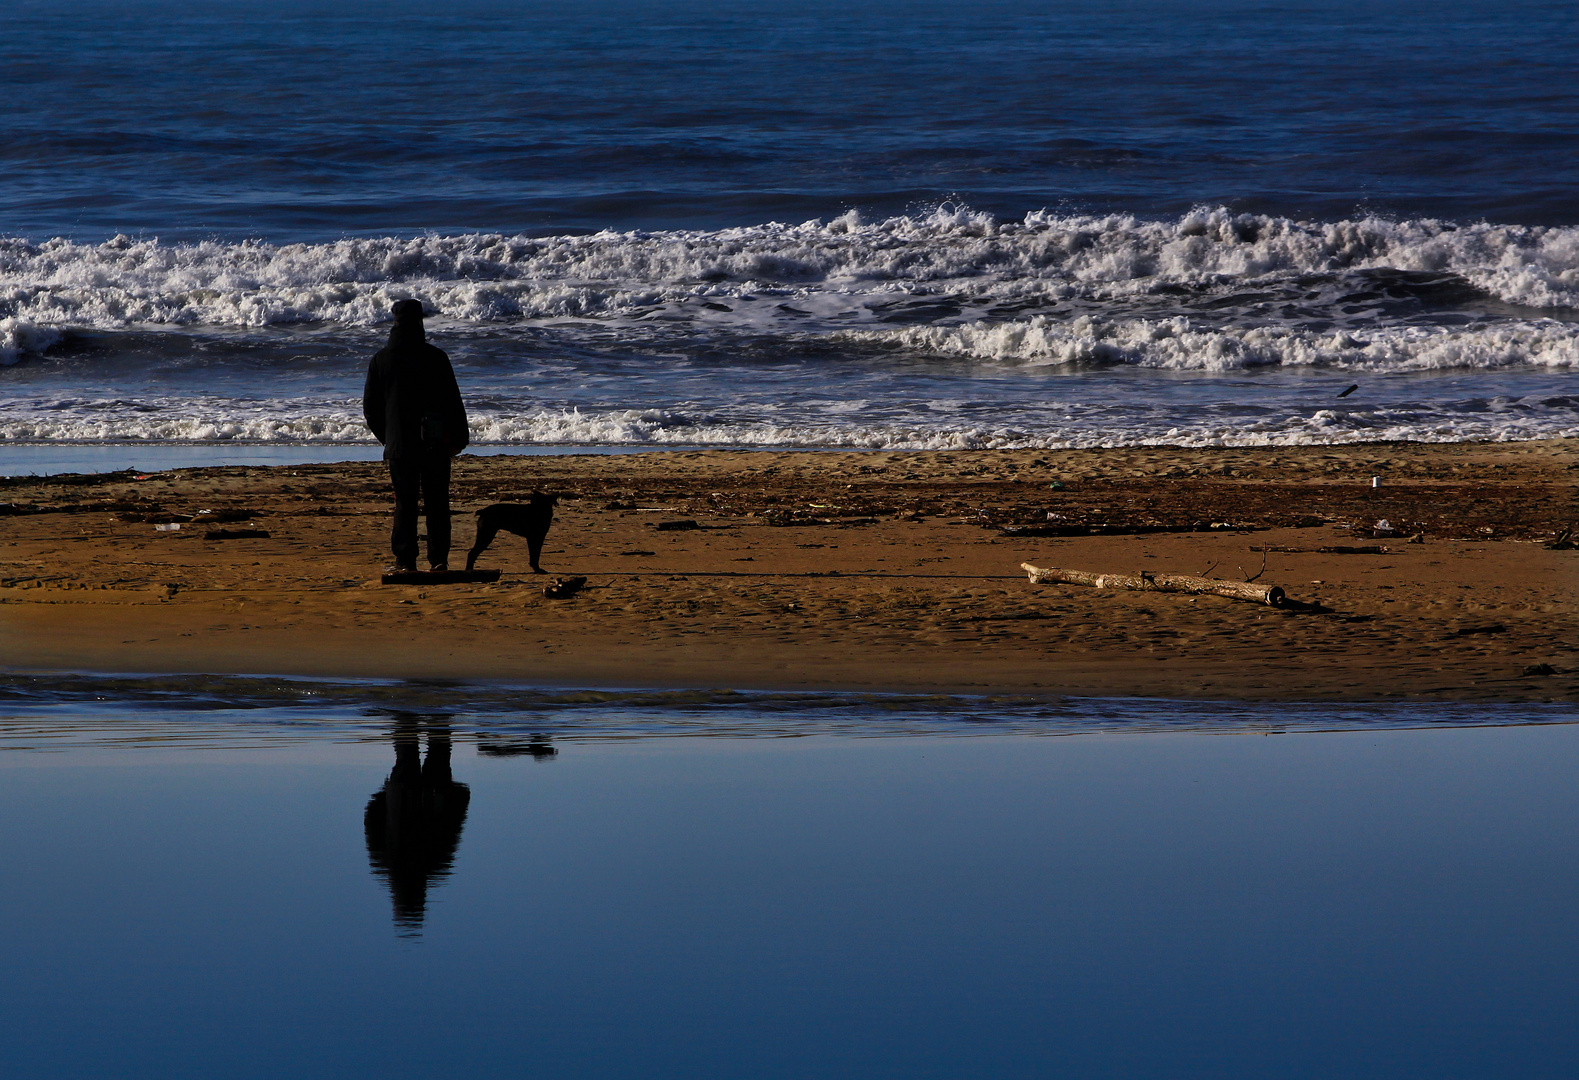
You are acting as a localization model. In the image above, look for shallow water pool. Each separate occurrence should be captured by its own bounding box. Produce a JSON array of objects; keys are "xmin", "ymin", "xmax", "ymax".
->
[{"xmin": 1, "ymin": 682, "xmax": 1576, "ymax": 1078}]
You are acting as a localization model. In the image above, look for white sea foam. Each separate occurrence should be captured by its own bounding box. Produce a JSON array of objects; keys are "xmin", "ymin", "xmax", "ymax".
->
[
  {"xmin": 5, "ymin": 209, "xmax": 1575, "ymax": 449},
  {"xmin": 2, "ymin": 208, "xmax": 1577, "ymax": 360},
  {"xmin": 0, "ymin": 318, "xmax": 63, "ymax": 366},
  {"xmin": 5, "ymin": 399, "xmax": 1575, "ymax": 450},
  {"xmin": 844, "ymin": 315, "xmax": 1579, "ymax": 372}
]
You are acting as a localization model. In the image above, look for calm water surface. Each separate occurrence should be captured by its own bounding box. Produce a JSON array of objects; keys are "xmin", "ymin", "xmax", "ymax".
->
[{"xmin": 2, "ymin": 706, "xmax": 1576, "ymax": 1078}]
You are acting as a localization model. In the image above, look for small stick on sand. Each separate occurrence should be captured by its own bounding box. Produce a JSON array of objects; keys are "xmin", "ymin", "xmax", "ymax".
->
[
  {"xmin": 1242, "ymin": 550, "xmax": 1268, "ymax": 583},
  {"xmin": 1022, "ymin": 562, "xmax": 1287, "ymax": 607}
]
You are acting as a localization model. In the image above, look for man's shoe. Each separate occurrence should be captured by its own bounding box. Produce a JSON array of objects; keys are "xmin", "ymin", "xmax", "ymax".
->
[
  {"xmin": 429, "ymin": 562, "xmax": 448, "ymax": 572},
  {"xmin": 388, "ymin": 562, "xmax": 417, "ymax": 574}
]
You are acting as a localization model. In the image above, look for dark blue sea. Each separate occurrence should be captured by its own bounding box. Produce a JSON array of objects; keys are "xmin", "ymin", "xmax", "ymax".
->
[{"xmin": 1, "ymin": 0, "xmax": 1575, "ymax": 460}]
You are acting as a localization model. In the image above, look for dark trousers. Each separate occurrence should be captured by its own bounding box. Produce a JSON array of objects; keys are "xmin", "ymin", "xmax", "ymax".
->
[{"xmin": 388, "ymin": 455, "xmax": 451, "ymax": 568}]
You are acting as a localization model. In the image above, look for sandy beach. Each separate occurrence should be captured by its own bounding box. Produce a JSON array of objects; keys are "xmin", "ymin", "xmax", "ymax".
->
[{"xmin": 2, "ymin": 440, "xmax": 1575, "ymax": 702}]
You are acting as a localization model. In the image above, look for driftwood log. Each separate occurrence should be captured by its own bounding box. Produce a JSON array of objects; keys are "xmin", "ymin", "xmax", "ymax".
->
[{"xmin": 1022, "ymin": 562, "xmax": 1286, "ymax": 607}]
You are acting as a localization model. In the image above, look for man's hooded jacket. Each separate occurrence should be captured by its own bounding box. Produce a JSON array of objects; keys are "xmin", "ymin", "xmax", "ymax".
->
[{"xmin": 362, "ymin": 303, "xmax": 468, "ymax": 461}]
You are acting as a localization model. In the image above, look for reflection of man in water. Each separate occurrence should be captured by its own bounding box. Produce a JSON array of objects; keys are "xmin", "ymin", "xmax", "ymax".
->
[{"xmin": 364, "ymin": 716, "xmax": 471, "ymax": 936}]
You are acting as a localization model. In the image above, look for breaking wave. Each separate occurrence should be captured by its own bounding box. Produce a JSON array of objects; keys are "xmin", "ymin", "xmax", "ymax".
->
[
  {"xmin": 847, "ymin": 315, "xmax": 1579, "ymax": 372},
  {"xmin": 5, "ymin": 398, "xmax": 1575, "ymax": 450},
  {"xmin": 2, "ymin": 207, "xmax": 1577, "ymax": 349},
  {"xmin": 0, "ymin": 317, "xmax": 63, "ymax": 366},
  {"xmin": 5, "ymin": 208, "xmax": 1576, "ymax": 450}
]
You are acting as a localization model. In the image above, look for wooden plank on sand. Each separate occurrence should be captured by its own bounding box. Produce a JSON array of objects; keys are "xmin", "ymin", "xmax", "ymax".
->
[{"xmin": 1022, "ymin": 562, "xmax": 1286, "ymax": 607}]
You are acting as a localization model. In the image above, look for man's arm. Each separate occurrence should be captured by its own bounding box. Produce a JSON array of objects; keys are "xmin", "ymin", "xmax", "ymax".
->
[
  {"xmin": 362, "ymin": 355, "xmax": 387, "ymax": 444},
  {"xmin": 438, "ymin": 349, "xmax": 469, "ymax": 455}
]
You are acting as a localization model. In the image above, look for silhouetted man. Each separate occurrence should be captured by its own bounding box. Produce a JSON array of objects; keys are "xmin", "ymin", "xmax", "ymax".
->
[
  {"xmin": 364, "ymin": 716, "xmax": 471, "ymax": 936},
  {"xmin": 362, "ymin": 299, "xmax": 468, "ymax": 572}
]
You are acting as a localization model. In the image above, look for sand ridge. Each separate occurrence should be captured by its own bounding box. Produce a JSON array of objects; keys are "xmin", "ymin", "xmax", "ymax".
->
[{"xmin": 2, "ymin": 440, "xmax": 1575, "ymax": 702}]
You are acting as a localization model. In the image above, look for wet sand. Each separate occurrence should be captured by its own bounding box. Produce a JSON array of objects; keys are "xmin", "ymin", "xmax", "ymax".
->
[{"xmin": 2, "ymin": 440, "xmax": 1575, "ymax": 702}]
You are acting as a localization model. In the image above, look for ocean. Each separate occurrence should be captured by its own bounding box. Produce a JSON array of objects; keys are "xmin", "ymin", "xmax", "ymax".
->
[{"xmin": 2, "ymin": 0, "xmax": 1576, "ymax": 459}]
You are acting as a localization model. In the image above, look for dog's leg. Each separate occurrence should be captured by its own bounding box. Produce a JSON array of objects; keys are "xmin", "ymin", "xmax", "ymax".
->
[
  {"xmin": 527, "ymin": 529, "xmax": 547, "ymax": 573},
  {"xmin": 466, "ymin": 519, "xmax": 500, "ymax": 572}
]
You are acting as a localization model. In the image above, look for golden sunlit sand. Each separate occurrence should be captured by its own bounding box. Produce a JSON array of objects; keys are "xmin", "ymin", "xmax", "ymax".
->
[{"xmin": 3, "ymin": 439, "xmax": 1575, "ymax": 702}]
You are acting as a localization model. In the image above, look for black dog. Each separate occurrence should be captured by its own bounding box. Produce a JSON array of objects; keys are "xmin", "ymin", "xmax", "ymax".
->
[{"xmin": 466, "ymin": 494, "xmax": 557, "ymax": 573}]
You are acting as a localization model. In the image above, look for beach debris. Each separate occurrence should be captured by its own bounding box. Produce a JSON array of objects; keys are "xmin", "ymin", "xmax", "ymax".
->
[
  {"xmin": 1371, "ymin": 476, "xmax": 1381, "ymax": 489},
  {"xmin": 204, "ymin": 528, "xmax": 270, "ymax": 540},
  {"xmin": 154, "ymin": 522, "xmax": 182, "ymax": 532},
  {"xmin": 380, "ymin": 568, "xmax": 501, "ymax": 585},
  {"xmin": 1373, "ymin": 519, "xmax": 1395, "ymax": 535},
  {"xmin": 1523, "ymin": 663, "xmax": 1558, "ymax": 677},
  {"xmin": 1250, "ymin": 544, "xmax": 1390, "ymax": 554},
  {"xmin": 1547, "ymin": 527, "xmax": 1575, "ymax": 550},
  {"xmin": 1021, "ymin": 562, "xmax": 1286, "ymax": 607},
  {"xmin": 1452, "ymin": 623, "xmax": 1506, "ymax": 636},
  {"xmin": 1001, "ymin": 521, "xmax": 1260, "ymax": 538},
  {"xmin": 767, "ymin": 513, "xmax": 877, "ymax": 527},
  {"xmin": 1048, "ymin": 481, "xmax": 1065, "ymax": 491},
  {"xmin": 654, "ymin": 519, "xmax": 699, "ymax": 531},
  {"xmin": 1241, "ymin": 551, "xmax": 1268, "ymax": 582},
  {"xmin": 543, "ymin": 575, "xmax": 588, "ymax": 599},
  {"xmin": 604, "ymin": 501, "xmax": 679, "ymax": 511},
  {"xmin": 197, "ymin": 508, "xmax": 260, "ymax": 523},
  {"xmin": 619, "ymin": 549, "xmax": 657, "ymax": 556},
  {"xmin": 1338, "ymin": 384, "xmax": 1359, "ymax": 398},
  {"xmin": 1, "ymin": 574, "xmax": 69, "ymax": 589}
]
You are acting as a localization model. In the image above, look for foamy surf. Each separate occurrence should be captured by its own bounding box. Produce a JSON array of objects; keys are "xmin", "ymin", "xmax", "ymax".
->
[
  {"xmin": 844, "ymin": 315, "xmax": 1579, "ymax": 372},
  {"xmin": 2, "ymin": 209, "xmax": 1575, "ymax": 449},
  {"xmin": 4, "ymin": 395, "xmax": 1576, "ymax": 450},
  {"xmin": 2, "ymin": 208, "xmax": 1577, "ymax": 342}
]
